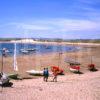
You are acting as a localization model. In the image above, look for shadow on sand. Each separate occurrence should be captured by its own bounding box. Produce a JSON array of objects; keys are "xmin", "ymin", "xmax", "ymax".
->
[
  {"xmin": 0, "ymin": 82, "xmax": 13, "ymax": 87},
  {"xmin": 73, "ymin": 71, "xmax": 84, "ymax": 74},
  {"xmin": 89, "ymin": 68, "xmax": 98, "ymax": 72}
]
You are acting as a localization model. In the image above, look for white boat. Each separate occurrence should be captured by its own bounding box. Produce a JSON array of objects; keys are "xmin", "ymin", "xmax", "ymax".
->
[
  {"xmin": 20, "ymin": 49, "xmax": 29, "ymax": 54},
  {"xmin": 26, "ymin": 70, "xmax": 53, "ymax": 76},
  {"xmin": 26, "ymin": 70, "xmax": 43, "ymax": 76}
]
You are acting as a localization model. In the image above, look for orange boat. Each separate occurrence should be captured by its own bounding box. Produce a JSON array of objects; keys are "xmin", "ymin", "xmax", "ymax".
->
[{"xmin": 51, "ymin": 66, "xmax": 64, "ymax": 75}]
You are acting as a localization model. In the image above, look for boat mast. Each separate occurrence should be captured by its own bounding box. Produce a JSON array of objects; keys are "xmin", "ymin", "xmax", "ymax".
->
[
  {"xmin": 1, "ymin": 49, "xmax": 4, "ymax": 73},
  {"xmin": 1, "ymin": 48, "xmax": 6, "ymax": 73}
]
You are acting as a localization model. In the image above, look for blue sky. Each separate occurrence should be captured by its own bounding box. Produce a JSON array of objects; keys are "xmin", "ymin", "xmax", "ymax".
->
[{"xmin": 0, "ymin": 0, "xmax": 100, "ymax": 39}]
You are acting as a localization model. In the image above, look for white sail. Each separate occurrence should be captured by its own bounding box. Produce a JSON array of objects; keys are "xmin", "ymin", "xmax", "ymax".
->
[{"xmin": 13, "ymin": 43, "xmax": 18, "ymax": 71}]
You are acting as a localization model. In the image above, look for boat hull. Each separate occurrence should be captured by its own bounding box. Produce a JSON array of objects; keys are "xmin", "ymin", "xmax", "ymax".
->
[
  {"xmin": 26, "ymin": 70, "xmax": 43, "ymax": 76},
  {"xmin": 70, "ymin": 68, "xmax": 79, "ymax": 72}
]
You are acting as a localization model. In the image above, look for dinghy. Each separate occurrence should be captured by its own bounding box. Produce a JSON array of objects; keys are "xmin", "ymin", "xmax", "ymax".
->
[
  {"xmin": 20, "ymin": 49, "xmax": 29, "ymax": 54},
  {"xmin": 27, "ymin": 48, "xmax": 37, "ymax": 51},
  {"xmin": 8, "ymin": 74, "xmax": 18, "ymax": 79},
  {"xmin": 26, "ymin": 70, "xmax": 43, "ymax": 76},
  {"xmin": 88, "ymin": 64, "xmax": 97, "ymax": 71},
  {"xmin": 51, "ymin": 66, "xmax": 64, "ymax": 75},
  {"xmin": 69, "ymin": 65, "xmax": 80, "ymax": 73}
]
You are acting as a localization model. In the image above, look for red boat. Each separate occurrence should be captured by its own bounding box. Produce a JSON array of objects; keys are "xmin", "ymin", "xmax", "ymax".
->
[
  {"xmin": 70, "ymin": 66, "xmax": 80, "ymax": 72},
  {"xmin": 88, "ymin": 64, "xmax": 96, "ymax": 71}
]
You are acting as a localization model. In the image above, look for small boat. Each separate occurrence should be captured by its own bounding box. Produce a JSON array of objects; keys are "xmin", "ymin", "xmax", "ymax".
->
[
  {"xmin": 88, "ymin": 64, "xmax": 97, "ymax": 71},
  {"xmin": 20, "ymin": 49, "xmax": 29, "ymax": 54},
  {"xmin": 26, "ymin": 48, "xmax": 37, "ymax": 51},
  {"xmin": 51, "ymin": 66, "xmax": 64, "ymax": 75},
  {"xmin": 70, "ymin": 66, "xmax": 80, "ymax": 73},
  {"xmin": 69, "ymin": 61, "xmax": 80, "ymax": 73},
  {"xmin": 88, "ymin": 55, "xmax": 98, "ymax": 72},
  {"xmin": 8, "ymin": 73, "xmax": 18, "ymax": 79},
  {"xmin": 26, "ymin": 70, "xmax": 43, "ymax": 76}
]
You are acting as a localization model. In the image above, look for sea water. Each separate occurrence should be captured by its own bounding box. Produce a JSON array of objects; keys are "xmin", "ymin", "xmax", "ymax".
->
[{"xmin": 0, "ymin": 43, "xmax": 81, "ymax": 56}]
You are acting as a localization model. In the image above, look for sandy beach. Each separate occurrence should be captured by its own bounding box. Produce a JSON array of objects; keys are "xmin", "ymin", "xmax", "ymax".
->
[
  {"xmin": 0, "ymin": 42, "xmax": 100, "ymax": 100},
  {"xmin": 0, "ymin": 70, "xmax": 100, "ymax": 100}
]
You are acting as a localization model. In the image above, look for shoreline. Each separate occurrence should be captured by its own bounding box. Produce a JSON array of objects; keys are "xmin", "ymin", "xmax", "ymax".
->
[
  {"xmin": 0, "ymin": 41, "xmax": 100, "ymax": 100},
  {"xmin": 0, "ymin": 40, "xmax": 100, "ymax": 47},
  {"xmin": 0, "ymin": 41, "xmax": 100, "ymax": 79}
]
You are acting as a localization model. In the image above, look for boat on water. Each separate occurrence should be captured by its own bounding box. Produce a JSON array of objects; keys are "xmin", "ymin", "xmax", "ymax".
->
[
  {"xmin": 20, "ymin": 48, "xmax": 37, "ymax": 54},
  {"xmin": 20, "ymin": 49, "xmax": 29, "ymax": 54},
  {"xmin": 26, "ymin": 48, "xmax": 37, "ymax": 51}
]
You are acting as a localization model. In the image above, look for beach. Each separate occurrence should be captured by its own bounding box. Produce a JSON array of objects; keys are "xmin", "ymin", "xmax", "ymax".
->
[
  {"xmin": 0, "ymin": 70, "xmax": 100, "ymax": 100},
  {"xmin": 0, "ymin": 42, "xmax": 100, "ymax": 100},
  {"xmin": 0, "ymin": 42, "xmax": 100, "ymax": 76}
]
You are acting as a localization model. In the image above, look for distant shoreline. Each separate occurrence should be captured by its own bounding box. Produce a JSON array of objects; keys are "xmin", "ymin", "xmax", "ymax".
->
[
  {"xmin": 0, "ymin": 40, "xmax": 100, "ymax": 47},
  {"xmin": 10, "ymin": 40, "xmax": 100, "ymax": 47}
]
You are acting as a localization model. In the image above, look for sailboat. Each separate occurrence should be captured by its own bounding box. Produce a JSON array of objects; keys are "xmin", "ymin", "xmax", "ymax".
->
[
  {"xmin": 0, "ymin": 48, "xmax": 11, "ymax": 86},
  {"xmin": 8, "ymin": 43, "xmax": 18, "ymax": 79},
  {"xmin": 0, "ymin": 42, "xmax": 19, "ymax": 86},
  {"xmin": 20, "ymin": 39, "xmax": 37, "ymax": 54},
  {"xmin": 51, "ymin": 42, "xmax": 64, "ymax": 75},
  {"xmin": 88, "ymin": 53, "xmax": 97, "ymax": 71},
  {"xmin": 4, "ymin": 43, "xmax": 18, "ymax": 80},
  {"xmin": 20, "ymin": 48, "xmax": 29, "ymax": 54},
  {"xmin": 65, "ymin": 43, "xmax": 81, "ymax": 73},
  {"xmin": 20, "ymin": 41, "xmax": 29, "ymax": 54}
]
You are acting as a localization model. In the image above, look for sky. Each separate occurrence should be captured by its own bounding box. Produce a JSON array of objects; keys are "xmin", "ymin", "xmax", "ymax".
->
[{"xmin": 0, "ymin": 0, "xmax": 100, "ymax": 39}]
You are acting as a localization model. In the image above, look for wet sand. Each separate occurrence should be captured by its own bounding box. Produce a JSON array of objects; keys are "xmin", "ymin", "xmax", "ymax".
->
[{"xmin": 0, "ymin": 43, "xmax": 100, "ymax": 77}]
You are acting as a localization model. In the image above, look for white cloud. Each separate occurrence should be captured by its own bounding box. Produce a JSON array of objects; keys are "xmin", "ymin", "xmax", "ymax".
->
[{"xmin": 0, "ymin": 18, "xmax": 100, "ymax": 38}]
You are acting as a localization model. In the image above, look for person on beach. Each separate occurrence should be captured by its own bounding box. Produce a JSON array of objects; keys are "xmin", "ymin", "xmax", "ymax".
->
[
  {"xmin": 43, "ymin": 68, "xmax": 49, "ymax": 82},
  {"xmin": 53, "ymin": 69, "xmax": 58, "ymax": 82}
]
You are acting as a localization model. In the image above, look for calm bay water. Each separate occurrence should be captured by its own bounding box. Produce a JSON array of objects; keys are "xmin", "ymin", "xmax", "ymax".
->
[{"xmin": 0, "ymin": 43, "xmax": 81, "ymax": 56}]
